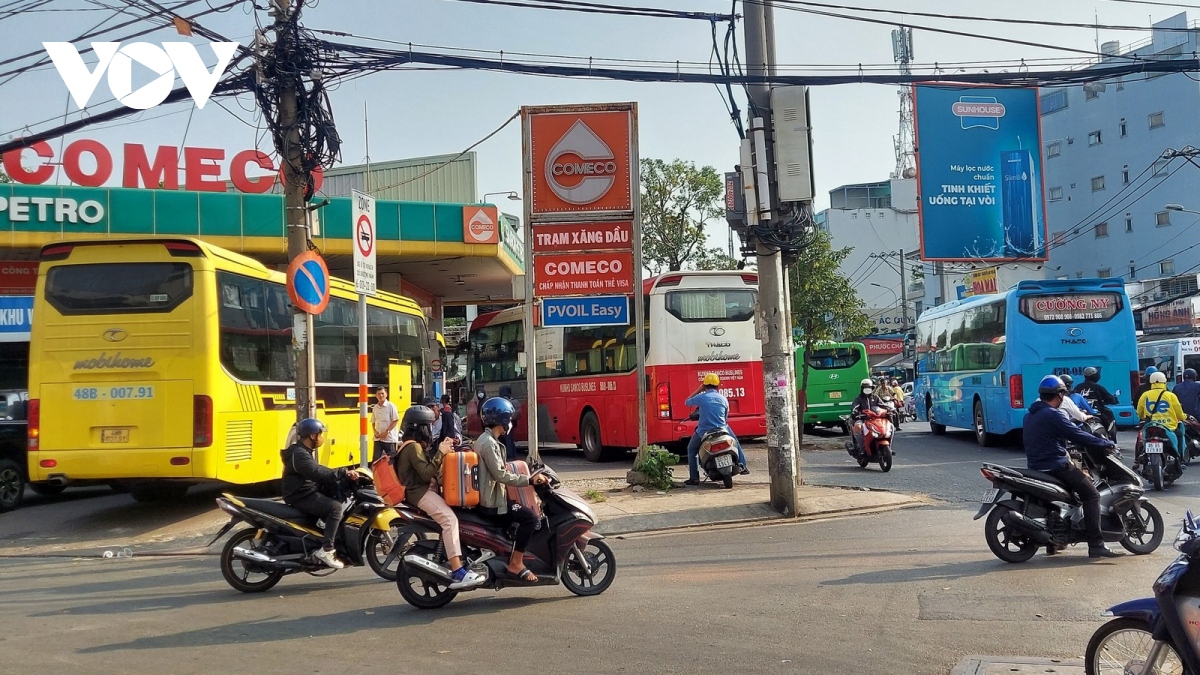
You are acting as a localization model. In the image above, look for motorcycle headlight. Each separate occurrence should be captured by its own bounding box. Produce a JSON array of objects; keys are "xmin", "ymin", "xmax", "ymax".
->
[{"xmin": 872, "ymin": 431, "xmax": 882, "ymax": 438}]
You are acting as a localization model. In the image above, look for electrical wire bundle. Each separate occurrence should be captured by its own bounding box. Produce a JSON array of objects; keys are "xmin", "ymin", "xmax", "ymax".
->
[{"xmin": 252, "ymin": 0, "xmax": 341, "ymax": 201}]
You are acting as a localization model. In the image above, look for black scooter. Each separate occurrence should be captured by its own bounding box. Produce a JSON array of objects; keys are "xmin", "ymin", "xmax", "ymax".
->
[{"xmin": 1084, "ymin": 510, "xmax": 1200, "ymax": 674}]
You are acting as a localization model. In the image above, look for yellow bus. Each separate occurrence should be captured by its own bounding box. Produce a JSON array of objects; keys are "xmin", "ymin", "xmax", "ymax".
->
[{"xmin": 28, "ymin": 238, "xmax": 435, "ymax": 501}]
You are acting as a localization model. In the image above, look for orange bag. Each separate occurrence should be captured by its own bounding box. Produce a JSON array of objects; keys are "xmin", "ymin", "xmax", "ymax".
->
[
  {"xmin": 441, "ymin": 450, "xmax": 480, "ymax": 508},
  {"xmin": 371, "ymin": 444, "xmax": 409, "ymax": 507},
  {"xmin": 506, "ymin": 460, "xmax": 542, "ymax": 518}
]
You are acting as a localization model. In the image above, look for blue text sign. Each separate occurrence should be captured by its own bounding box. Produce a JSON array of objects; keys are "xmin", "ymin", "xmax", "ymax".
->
[
  {"xmin": 541, "ymin": 295, "xmax": 629, "ymax": 327},
  {"xmin": 0, "ymin": 295, "xmax": 33, "ymax": 342}
]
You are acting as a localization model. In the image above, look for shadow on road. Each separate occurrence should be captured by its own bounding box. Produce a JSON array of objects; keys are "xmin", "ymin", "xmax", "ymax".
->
[{"xmin": 820, "ymin": 554, "xmax": 1101, "ymax": 586}]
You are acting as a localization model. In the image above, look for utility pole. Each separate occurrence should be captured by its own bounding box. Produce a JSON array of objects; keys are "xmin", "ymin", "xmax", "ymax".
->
[
  {"xmin": 744, "ymin": 0, "xmax": 802, "ymax": 516},
  {"xmin": 899, "ymin": 248, "xmax": 909, "ymax": 331}
]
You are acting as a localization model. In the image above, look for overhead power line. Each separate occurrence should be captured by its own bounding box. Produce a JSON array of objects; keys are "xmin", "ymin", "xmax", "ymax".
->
[{"xmin": 436, "ymin": 0, "xmax": 734, "ymax": 21}]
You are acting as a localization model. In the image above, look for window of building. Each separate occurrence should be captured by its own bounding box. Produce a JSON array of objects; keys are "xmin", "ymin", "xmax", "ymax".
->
[
  {"xmin": 1162, "ymin": 260, "xmax": 1176, "ymax": 276},
  {"xmin": 1157, "ymin": 211, "xmax": 1172, "ymax": 227},
  {"xmin": 1040, "ymin": 89, "xmax": 1068, "ymax": 115},
  {"xmin": 1119, "ymin": 118, "xmax": 1127, "ymax": 137},
  {"xmin": 1125, "ymin": 214, "xmax": 1133, "ymax": 232},
  {"xmin": 1049, "ymin": 186, "xmax": 1063, "ymax": 201},
  {"xmin": 1095, "ymin": 222, "xmax": 1109, "ymax": 237},
  {"xmin": 1154, "ymin": 159, "xmax": 1170, "ymax": 176},
  {"xmin": 1150, "ymin": 111, "xmax": 1165, "ymax": 129},
  {"xmin": 1091, "ymin": 175, "xmax": 1106, "ymax": 192},
  {"xmin": 1046, "ymin": 141, "xmax": 1061, "ymax": 159},
  {"xmin": 1122, "ymin": 165, "xmax": 1130, "ymax": 184},
  {"xmin": 1051, "ymin": 231, "xmax": 1066, "ymax": 247},
  {"xmin": 1086, "ymin": 88, "xmax": 1099, "ymax": 101},
  {"xmin": 1088, "ymin": 130, "xmax": 1102, "ymax": 145},
  {"xmin": 1098, "ymin": 268, "xmax": 1112, "ymax": 278}
]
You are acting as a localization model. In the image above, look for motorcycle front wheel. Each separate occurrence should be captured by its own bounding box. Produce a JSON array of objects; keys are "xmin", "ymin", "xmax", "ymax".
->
[
  {"xmin": 220, "ymin": 528, "xmax": 285, "ymax": 593},
  {"xmin": 1085, "ymin": 617, "xmax": 1185, "ymax": 675},
  {"xmin": 365, "ymin": 524, "xmax": 431, "ymax": 582},
  {"xmin": 984, "ymin": 508, "xmax": 1039, "ymax": 563},
  {"xmin": 1120, "ymin": 500, "xmax": 1165, "ymax": 555},
  {"xmin": 562, "ymin": 539, "xmax": 617, "ymax": 597},
  {"xmin": 878, "ymin": 445, "xmax": 893, "ymax": 473}
]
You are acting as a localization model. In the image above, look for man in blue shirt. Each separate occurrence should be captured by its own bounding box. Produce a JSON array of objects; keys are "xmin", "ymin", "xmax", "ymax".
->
[
  {"xmin": 1174, "ymin": 368, "xmax": 1200, "ymax": 420},
  {"xmin": 683, "ymin": 373, "xmax": 748, "ymax": 486}
]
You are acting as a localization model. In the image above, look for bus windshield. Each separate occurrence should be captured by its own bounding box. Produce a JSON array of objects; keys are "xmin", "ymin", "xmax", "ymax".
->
[
  {"xmin": 46, "ymin": 262, "xmax": 193, "ymax": 315},
  {"xmin": 665, "ymin": 289, "xmax": 756, "ymax": 322},
  {"xmin": 807, "ymin": 347, "xmax": 862, "ymax": 370}
]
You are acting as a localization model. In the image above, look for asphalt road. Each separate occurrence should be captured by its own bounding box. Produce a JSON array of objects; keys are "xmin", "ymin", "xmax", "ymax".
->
[{"xmin": 0, "ymin": 503, "xmax": 1179, "ymax": 674}]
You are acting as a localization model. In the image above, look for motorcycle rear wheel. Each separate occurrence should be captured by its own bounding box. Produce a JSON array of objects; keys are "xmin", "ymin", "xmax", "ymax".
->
[
  {"xmin": 856, "ymin": 455, "xmax": 870, "ymax": 468},
  {"xmin": 1120, "ymin": 500, "xmax": 1165, "ymax": 555},
  {"xmin": 1149, "ymin": 454, "xmax": 1165, "ymax": 491},
  {"xmin": 397, "ymin": 545, "xmax": 458, "ymax": 609},
  {"xmin": 984, "ymin": 508, "xmax": 1039, "ymax": 563},
  {"xmin": 220, "ymin": 528, "xmax": 285, "ymax": 593},
  {"xmin": 878, "ymin": 446, "xmax": 893, "ymax": 473},
  {"xmin": 1085, "ymin": 617, "xmax": 1185, "ymax": 675},
  {"xmin": 562, "ymin": 539, "xmax": 617, "ymax": 597}
]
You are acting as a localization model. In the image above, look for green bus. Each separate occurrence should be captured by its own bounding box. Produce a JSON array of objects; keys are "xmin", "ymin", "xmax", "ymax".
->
[{"xmin": 796, "ymin": 341, "xmax": 870, "ymax": 433}]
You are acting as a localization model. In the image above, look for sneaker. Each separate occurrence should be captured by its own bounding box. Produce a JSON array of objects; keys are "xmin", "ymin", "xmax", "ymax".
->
[
  {"xmin": 683, "ymin": 478, "xmax": 700, "ymax": 486},
  {"xmin": 739, "ymin": 466, "xmax": 750, "ymax": 475},
  {"xmin": 449, "ymin": 567, "xmax": 486, "ymax": 590},
  {"xmin": 313, "ymin": 547, "xmax": 345, "ymax": 569},
  {"xmin": 1089, "ymin": 545, "xmax": 1125, "ymax": 559}
]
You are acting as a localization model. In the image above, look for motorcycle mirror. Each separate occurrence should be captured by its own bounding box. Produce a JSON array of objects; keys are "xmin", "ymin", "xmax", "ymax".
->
[{"xmin": 1115, "ymin": 389, "xmax": 1122, "ymax": 397}]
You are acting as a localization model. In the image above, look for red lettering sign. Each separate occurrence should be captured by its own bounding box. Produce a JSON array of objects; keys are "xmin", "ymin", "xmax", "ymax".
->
[
  {"xmin": 0, "ymin": 262, "xmax": 37, "ymax": 295},
  {"xmin": 533, "ymin": 251, "xmax": 635, "ymax": 297},
  {"xmin": 532, "ymin": 221, "xmax": 632, "ymax": 253},
  {"xmin": 862, "ymin": 338, "xmax": 904, "ymax": 356}
]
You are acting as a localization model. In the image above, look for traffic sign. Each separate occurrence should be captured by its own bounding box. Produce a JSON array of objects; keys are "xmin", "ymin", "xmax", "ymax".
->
[
  {"xmin": 541, "ymin": 295, "xmax": 629, "ymax": 327},
  {"xmin": 533, "ymin": 251, "xmax": 635, "ymax": 296},
  {"xmin": 287, "ymin": 250, "xmax": 330, "ymax": 315},
  {"xmin": 352, "ymin": 189, "xmax": 376, "ymax": 296},
  {"xmin": 431, "ymin": 359, "xmax": 442, "ymax": 373}
]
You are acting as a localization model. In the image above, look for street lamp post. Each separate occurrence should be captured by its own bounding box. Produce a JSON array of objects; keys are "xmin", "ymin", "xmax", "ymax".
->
[{"xmin": 483, "ymin": 191, "xmax": 521, "ymax": 203}]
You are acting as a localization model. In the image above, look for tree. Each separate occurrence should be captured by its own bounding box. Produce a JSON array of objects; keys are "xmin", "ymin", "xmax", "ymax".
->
[
  {"xmin": 0, "ymin": 168, "xmax": 10, "ymax": 184},
  {"xmin": 692, "ymin": 246, "xmax": 740, "ymax": 271},
  {"xmin": 640, "ymin": 158, "xmax": 726, "ymax": 274},
  {"xmin": 789, "ymin": 232, "xmax": 874, "ymax": 433}
]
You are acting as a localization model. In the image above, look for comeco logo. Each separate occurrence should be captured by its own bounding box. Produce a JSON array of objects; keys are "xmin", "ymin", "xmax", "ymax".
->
[
  {"xmin": 466, "ymin": 208, "xmax": 496, "ymax": 242},
  {"xmin": 44, "ymin": 41, "xmax": 239, "ymax": 110},
  {"xmin": 545, "ymin": 120, "xmax": 617, "ymax": 205}
]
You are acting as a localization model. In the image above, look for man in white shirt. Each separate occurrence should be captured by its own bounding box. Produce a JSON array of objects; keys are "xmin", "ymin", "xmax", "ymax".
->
[
  {"xmin": 372, "ymin": 387, "xmax": 400, "ymax": 461},
  {"xmin": 1058, "ymin": 389, "xmax": 1089, "ymax": 424}
]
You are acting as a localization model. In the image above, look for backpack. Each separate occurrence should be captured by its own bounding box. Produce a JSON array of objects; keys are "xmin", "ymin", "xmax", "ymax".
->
[{"xmin": 371, "ymin": 440, "xmax": 416, "ymax": 507}]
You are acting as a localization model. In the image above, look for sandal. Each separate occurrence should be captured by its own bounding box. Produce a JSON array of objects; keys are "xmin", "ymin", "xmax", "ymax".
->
[{"xmin": 507, "ymin": 567, "xmax": 537, "ymax": 582}]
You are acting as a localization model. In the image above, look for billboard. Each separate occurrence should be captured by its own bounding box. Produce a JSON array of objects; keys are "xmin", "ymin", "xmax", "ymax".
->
[
  {"xmin": 914, "ymin": 85, "xmax": 1047, "ymax": 262},
  {"xmin": 527, "ymin": 109, "xmax": 634, "ymax": 216}
]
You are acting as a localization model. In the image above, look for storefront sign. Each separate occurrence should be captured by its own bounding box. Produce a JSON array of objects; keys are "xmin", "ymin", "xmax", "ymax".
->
[
  {"xmin": 533, "ymin": 251, "xmax": 635, "ymax": 296},
  {"xmin": 532, "ymin": 221, "xmax": 632, "ymax": 253},
  {"xmin": 541, "ymin": 295, "xmax": 629, "ymax": 327},
  {"xmin": 526, "ymin": 108, "xmax": 634, "ymax": 215},
  {"xmin": 862, "ymin": 338, "xmax": 905, "ymax": 356},
  {"xmin": 0, "ymin": 264, "xmax": 37, "ymax": 296},
  {"xmin": 0, "ymin": 296, "xmax": 33, "ymax": 342},
  {"xmin": 1143, "ymin": 296, "xmax": 1199, "ymax": 333},
  {"xmin": 463, "ymin": 205, "xmax": 499, "ymax": 244}
]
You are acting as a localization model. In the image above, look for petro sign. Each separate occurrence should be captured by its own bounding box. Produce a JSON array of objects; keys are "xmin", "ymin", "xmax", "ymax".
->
[{"xmin": 528, "ymin": 109, "xmax": 634, "ymax": 215}]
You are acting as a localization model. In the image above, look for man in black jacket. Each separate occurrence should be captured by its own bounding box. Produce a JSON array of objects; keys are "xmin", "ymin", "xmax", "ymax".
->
[{"xmin": 282, "ymin": 417, "xmax": 359, "ymax": 569}]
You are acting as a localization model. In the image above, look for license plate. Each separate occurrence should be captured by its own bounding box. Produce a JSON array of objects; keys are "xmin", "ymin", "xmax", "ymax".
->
[
  {"xmin": 1146, "ymin": 441, "xmax": 1164, "ymax": 454},
  {"xmin": 828, "ymin": 391, "xmax": 842, "ymax": 399},
  {"xmin": 981, "ymin": 488, "xmax": 999, "ymax": 503},
  {"xmin": 715, "ymin": 454, "xmax": 734, "ymax": 469},
  {"xmin": 101, "ymin": 428, "xmax": 129, "ymax": 443},
  {"xmin": 74, "ymin": 386, "xmax": 156, "ymax": 401}
]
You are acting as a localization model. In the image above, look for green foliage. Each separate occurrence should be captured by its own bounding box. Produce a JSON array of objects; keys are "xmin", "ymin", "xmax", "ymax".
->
[
  {"xmin": 0, "ymin": 168, "xmax": 9, "ymax": 184},
  {"xmin": 633, "ymin": 445, "xmax": 679, "ymax": 491},
  {"xmin": 790, "ymin": 232, "xmax": 874, "ymax": 396},
  {"xmin": 583, "ymin": 488, "xmax": 608, "ymax": 503},
  {"xmin": 640, "ymin": 158, "xmax": 730, "ymax": 274}
]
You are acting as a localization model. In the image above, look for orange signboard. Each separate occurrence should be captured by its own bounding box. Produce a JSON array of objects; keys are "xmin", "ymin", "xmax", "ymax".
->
[
  {"xmin": 533, "ymin": 251, "xmax": 635, "ymax": 296},
  {"xmin": 528, "ymin": 109, "xmax": 634, "ymax": 215},
  {"xmin": 462, "ymin": 205, "xmax": 500, "ymax": 244},
  {"xmin": 532, "ymin": 221, "xmax": 632, "ymax": 254}
]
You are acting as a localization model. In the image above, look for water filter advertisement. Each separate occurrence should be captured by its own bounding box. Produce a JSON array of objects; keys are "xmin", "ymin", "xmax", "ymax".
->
[{"xmin": 913, "ymin": 85, "xmax": 1048, "ymax": 261}]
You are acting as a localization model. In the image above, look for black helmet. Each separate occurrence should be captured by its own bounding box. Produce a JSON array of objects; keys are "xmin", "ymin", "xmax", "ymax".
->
[
  {"xmin": 421, "ymin": 396, "xmax": 440, "ymax": 408},
  {"xmin": 401, "ymin": 405, "xmax": 436, "ymax": 436},
  {"xmin": 481, "ymin": 397, "xmax": 516, "ymax": 428},
  {"xmin": 1187, "ymin": 368, "xmax": 1198, "ymax": 381},
  {"xmin": 1083, "ymin": 366, "xmax": 1100, "ymax": 382},
  {"xmin": 1060, "ymin": 373, "xmax": 1074, "ymax": 387},
  {"xmin": 297, "ymin": 417, "xmax": 325, "ymax": 438},
  {"xmin": 1037, "ymin": 375, "xmax": 1068, "ymax": 395}
]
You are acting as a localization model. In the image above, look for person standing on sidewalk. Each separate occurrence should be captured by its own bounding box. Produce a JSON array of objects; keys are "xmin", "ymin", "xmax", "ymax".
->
[
  {"xmin": 372, "ymin": 387, "xmax": 400, "ymax": 461},
  {"xmin": 683, "ymin": 373, "xmax": 748, "ymax": 486}
]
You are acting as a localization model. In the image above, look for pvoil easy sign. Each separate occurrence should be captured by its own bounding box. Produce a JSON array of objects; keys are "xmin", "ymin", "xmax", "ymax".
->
[{"xmin": 44, "ymin": 41, "xmax": 239, "ymax": 110}]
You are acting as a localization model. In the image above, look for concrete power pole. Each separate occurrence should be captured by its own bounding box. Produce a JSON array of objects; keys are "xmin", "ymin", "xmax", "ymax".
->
[
  {"xmin": 899, "ymin": 249, "xmax": 909, "ymax": 331},
  {"xmin": 744, "ymin": 0, "xmax": 802, "ymax": 516}
]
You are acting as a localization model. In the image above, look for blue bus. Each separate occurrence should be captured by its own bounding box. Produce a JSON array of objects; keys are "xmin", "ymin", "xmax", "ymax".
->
[{"xmin": 914, "ymin": 279, "xmax": 1139, "ymax": 446}]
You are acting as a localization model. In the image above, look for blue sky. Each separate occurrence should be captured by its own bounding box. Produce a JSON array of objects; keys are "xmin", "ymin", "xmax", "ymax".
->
[{"xmin": 0, "ymin": 0, "xmax": 1180, "ymax": 249}]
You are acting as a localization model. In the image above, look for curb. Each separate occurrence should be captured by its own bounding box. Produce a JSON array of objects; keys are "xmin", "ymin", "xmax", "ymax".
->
[{"xmin": 951, "ymin": 656, "xmax": 1084, "ymax": 675}]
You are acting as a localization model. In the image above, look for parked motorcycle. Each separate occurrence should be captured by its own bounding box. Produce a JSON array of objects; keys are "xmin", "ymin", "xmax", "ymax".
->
[
  {"xmin": 697, "ymin": 427, "xmax": 742, "ymax": 489},
  {"xmin": 208, "ymin": 472, "xmax": 403, "ymax": 592},
  {"xmin": 1084, "ymin": 511, "xmax": 1200, "ymax": 674},
  {"xmin": 1134, "ymin": 421, "xmax": 1185, "ymax": 491},
  {"xmin": 842, "ymin": 407, "xmax": 894, "ymax": 472},
  {"xmin": 393, "ymin": 464, "xmax": 616, "ymax": 609},
  {"xmin": 975, "ymin": 440, "xmax": 1163, "ymax": 563}
]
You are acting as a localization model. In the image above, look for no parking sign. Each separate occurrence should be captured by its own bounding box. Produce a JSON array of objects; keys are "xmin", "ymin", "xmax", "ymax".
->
[
  {"xmin": 287, "ymin": 250, "xmax": 330, "ymax": 314},
  {"xmin": 353, "ymin": 190, "xmax": 376, "ymax": 296}
]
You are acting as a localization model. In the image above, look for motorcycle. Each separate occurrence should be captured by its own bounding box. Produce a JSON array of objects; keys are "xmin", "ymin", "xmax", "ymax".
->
[
  {"xmin": 1184, "ymin": 416, "xmax": 1200, "ymax": 464},
  {"xmin": 1134, "ymin": 421, "xmax": 1185, "ymax": 491},
  {"xmin": 208, "ymin": 471, "xmax": 404, "ymax": 592},
  {"xmin": 1083, "ymin": 396, "xmax": 1119, "ymax": 442},
  {"xmin": 1084, "ymin": 511, "xmax": 1200, "ymax": 675},
  {"xmin": 975, "ymin": 439, "xmax": 1163, "ymax": 564},
  {"xmin": 841, "ymin": 407, "xmax": 894, "ymax": 472},
  {"xmin": 393, "ymin": 464, "xmax": 617, "ymax": 609},
  {"xmin": 880, "ymin": 395, "xmax": 903, "ymax": 428},
  {"xmin": 697, "ymin": 427, "xmax": 742, "ymax": 489}
]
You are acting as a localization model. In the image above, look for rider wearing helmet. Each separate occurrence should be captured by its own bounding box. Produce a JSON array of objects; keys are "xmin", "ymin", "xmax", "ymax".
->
[
  {"xmin": 683, "ymin": 373, "xmax": 749, "ymax": 486},
  {"xmin": 1138, "ymin": 371, "xmax": 1187, "ymax": 456},
  {"xmin": 281, "ymin": 418, "xmax": 360, "ymax": 569},
  {"xmin": 1137, "ymin": 365, "xmax": 1160, "ymax": 403},
  {"xmin": 1173, "ymin": 368, "xmax": 1200, "ymax": 420},
  {"xmin": 1074, "ymin": 367, "xmax": 1120, "ymax": 440},
  {"xmin": 1023, "ymin": 375, "xmax": 1121, "ymax": 558},
  {"xmin": 850, "ymin": 378, "xmax": 886, "ymax": 455},
  {"xmin": 474, "ymin": 397, "xmax": 549, "ymax": 582},
  {"xmin": 1057, "ymin": 374, "xmax": 1098, "ymax": 423}
]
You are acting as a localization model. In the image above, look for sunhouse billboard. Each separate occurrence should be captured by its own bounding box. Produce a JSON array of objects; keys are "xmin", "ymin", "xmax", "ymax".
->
[{"xmin": 913, "ymin": 85, "xmax": 1048, "ymax": 262}]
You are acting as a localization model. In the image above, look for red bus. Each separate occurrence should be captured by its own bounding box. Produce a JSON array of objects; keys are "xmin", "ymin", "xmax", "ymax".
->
[{"xmin": 462, "ymin": 271, "xmax": 766, "ymax": 461}]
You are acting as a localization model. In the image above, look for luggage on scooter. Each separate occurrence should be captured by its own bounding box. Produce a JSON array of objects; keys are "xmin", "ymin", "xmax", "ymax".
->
[
  {"xmin": 506, "ymin": 460, "xmax": 542, "ymax": 517},
  {"xmin": 442, "ymin": 451, "xmax": 481, "ymax": 508}
]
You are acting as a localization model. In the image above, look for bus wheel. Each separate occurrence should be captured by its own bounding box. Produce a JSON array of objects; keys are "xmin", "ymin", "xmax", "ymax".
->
[
  {"xmin": 580, "ymin": 412, "xmax": 605, "ymax": 463},
  {"xmin": 129, "ymin": 481, "xmax": 190, "ymax": 503},
  {"xmin": 974, "ymin": 401, "xmax": 995, "ymax": 447},
  {"xmin": 928, "ymin": 400, "xmax": 946, "ymax": 436}
]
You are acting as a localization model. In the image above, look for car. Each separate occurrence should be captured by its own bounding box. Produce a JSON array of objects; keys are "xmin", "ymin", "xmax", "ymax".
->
[{"xmin": 0, "ymin": 390, "xmax": 29, "ymax": 512}]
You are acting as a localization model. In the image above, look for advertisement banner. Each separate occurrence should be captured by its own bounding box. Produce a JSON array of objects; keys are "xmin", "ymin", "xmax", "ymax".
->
[
  {"xmin": 1143, "ymin": 297, "xmax": 1199, "ymax": 333},
  {"xmin": 533, "ymin": 251, "xmax": 635, "ymax": 296},
  {"xmin": 964, "ymin": 266, "xmax": 999, "ymax": 297},
  {"xmin": 914, "ymin": 85, "xmax": 1047, "ymax": 262}
]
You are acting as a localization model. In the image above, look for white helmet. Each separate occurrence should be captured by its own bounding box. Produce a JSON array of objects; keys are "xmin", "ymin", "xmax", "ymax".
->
[
  {"xmin": 860, "ymin": 378, "xmax": 874, "ymax": 391},
  {"xmin": 1150, "ymin": 372, "xmax": 1168, "ymax": 384}
]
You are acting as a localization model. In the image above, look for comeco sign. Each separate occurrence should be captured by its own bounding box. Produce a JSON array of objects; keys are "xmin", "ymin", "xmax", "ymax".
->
[
  {"xmin": 533, "ymin": 251, "xmax": 635, "ymax": 296},
  {"xmin": 528, "ymin": 109, "xmax": 633, "ymax": 214}
]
